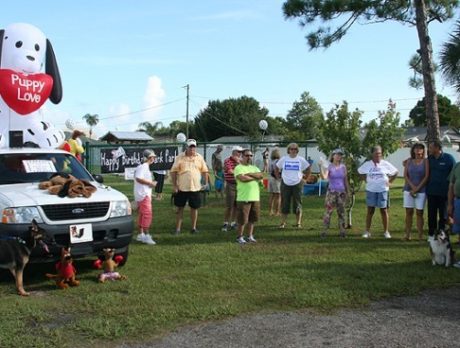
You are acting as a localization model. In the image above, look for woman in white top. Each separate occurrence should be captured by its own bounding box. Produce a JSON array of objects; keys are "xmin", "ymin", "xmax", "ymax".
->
[
  {"xmin": 134, "ymin": 149, "xmax": 157, "ymax": 245},
  {"xmin": 358, "ymin": 145, "xmax": 398, "ymax": 239}
]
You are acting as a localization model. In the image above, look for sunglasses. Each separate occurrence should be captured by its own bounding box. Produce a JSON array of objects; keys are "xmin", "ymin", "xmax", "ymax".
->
[{"xmin": 245, "ymin": 154, "xmax": 253, "ymax": 157}]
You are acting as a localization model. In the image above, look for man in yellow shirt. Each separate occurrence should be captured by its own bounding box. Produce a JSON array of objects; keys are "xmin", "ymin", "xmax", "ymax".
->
[{"xmin": 170, "ymin": 139, "xmax": 209, "ymax": 234}]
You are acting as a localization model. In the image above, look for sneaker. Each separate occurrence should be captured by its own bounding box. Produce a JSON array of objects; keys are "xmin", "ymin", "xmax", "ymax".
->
[
  {"xmin": 136, "ymin": 233, "xmax": 146, "ymax": 242},
  {"xmin": 172, "ymin": 229, "xmax": 180, "ymax": 235},
  {"xmin": 191, "ymin": 228, "xmax": 199, "ymax": 234},
  {"xmin": 453, "ymin": 261, "xmax": 460, "ymax": 269},
  {"xmin": 221, "ymin": 223, "xmax": 229, "ymax": 232},
  {"xmin": 143, "ymin": 234, "xmax": 156, "ymax": 245},
  {"xmin": 383, "ymin": 231, "xmax": 392, "ymax": 239},
  {"xmin": 236, "ymin": 236, "xmax": 247, "ymax": 244},
  {"xmin": 247, "ymin": 236, "xmax": 257, "ymax": 243},
  {"xmin": 362, "ymin": 231, "xmax": 371, "ymax": 238},
  {"xmin": 230, "ymin": 222, "xmax": 237, "ymax": 230}
]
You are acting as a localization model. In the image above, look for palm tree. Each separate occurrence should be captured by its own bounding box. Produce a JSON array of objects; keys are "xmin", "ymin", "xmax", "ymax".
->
[
  {"xmin": 137, "ymin": 121, "xmax": 163, "ymax": 138},
  {"xmin": 439, "ymin": 20, "xmax": 460, "ymax": 95},
  {"xmin": 82, "ymin": 113, "xmax": 99, "ymax": 139}
]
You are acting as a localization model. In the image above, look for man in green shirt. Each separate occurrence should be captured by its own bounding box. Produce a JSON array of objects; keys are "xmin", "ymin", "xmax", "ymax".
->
[{"xmin": 234, "ymin": 149, "xmax": 264, "ymax": 244}]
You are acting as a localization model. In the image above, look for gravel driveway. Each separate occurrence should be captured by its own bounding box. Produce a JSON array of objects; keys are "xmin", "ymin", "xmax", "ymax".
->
[{"xmin": 119, "ymin": 286, "xmax": 460, "ymax": 348}]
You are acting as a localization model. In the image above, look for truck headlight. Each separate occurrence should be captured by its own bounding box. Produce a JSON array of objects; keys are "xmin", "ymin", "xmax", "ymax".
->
[
  {"xmin": 110, "ymin": 200, "xmax": 131, "ymax": 217},
  {"xmin": 2, "ymin": 207, "xmax": 44, "ymax": 224}
]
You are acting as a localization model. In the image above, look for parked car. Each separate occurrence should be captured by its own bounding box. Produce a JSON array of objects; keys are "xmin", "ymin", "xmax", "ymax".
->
[{"xmin": 0, "ymin": 148, "xmax": 133, "ymax": 264}]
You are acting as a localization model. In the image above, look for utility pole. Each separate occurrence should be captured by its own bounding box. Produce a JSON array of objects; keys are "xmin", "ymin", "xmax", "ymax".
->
[{"xmin": 183, "ymin": 84, "xmax": 190, "ymax": 139}]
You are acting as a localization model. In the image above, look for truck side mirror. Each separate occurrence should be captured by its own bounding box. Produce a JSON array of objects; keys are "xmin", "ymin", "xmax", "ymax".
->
[{"xmin": 93, "ymin": 174, "xmax": 104, "ymax": 183}]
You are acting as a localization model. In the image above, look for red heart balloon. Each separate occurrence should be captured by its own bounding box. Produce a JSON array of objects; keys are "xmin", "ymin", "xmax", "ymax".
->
[{"xmin": 0, "ymin": 69, "xmax": 53, "ymax": 115}]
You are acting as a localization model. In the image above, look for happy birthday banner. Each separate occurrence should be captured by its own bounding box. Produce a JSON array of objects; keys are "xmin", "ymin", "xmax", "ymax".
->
[{"xmin": 100, "ymin": 146, "xmax": 179, "ymax": 173}]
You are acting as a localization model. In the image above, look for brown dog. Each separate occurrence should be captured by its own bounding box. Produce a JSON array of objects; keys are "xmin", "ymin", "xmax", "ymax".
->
[
  {"xmin": 0, "ymin": 219, "xmax": 50, "ymax": 296},
  {"xmin": 46, "ymin": 247, "xmax": 80, "ymax": 289}
]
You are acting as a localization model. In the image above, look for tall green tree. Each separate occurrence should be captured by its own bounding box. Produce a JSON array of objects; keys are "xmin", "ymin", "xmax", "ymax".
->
[
  {"xmin": 408, "ymin": 94, "xmax": 460, "ymax": 127},
  {"xmin": 439, "ymin": 20, "xmax": 460, "ymax": 95},
  {"xmin": 316, "ymin": 101, "xmax": 403, "ymax": 227},
  {"xmin": 285, "ymin": 92, "xmax": 323, "ymax": 141},
  {"xmin": 82, "ymin": 113, "xmax": 99, "ymax": 139},
  {"xmin": 194, "ymin": 96, "xmax": 269, "ymax": 141},
  {"xmin": 283, "ymin": 0, "xmax": 459, "ymax": 143}
]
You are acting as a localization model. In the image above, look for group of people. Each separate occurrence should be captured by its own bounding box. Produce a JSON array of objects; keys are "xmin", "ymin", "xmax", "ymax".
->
[{"xmin": 132, "ymin": 139, "xmax": 460, "ymax": 268}]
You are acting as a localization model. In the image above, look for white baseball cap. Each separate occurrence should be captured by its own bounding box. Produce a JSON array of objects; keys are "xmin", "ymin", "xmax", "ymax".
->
[
  {"xmin": 231, "ymin": 145, "xmax": 243, "ymax": 152},
  {"xmin": 186, "ymin": 139, "xmax": 197, "ymax": 147}
]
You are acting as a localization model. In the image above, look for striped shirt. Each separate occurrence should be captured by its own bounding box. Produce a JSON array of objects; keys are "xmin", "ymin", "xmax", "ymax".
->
[{"xmin": 224, "ymin": 156, "xmax": 239, "ymax": 184}]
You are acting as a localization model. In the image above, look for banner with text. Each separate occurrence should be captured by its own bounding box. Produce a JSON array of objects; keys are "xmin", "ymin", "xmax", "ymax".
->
[{"xmin": 100, "ymin": 146, "xmax": 179, "ymax": 173}]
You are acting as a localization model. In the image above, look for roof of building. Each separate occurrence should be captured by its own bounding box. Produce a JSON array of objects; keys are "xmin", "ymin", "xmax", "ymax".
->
[{"xmin": 99, "ymin": 131, "xmax": 154, "ymax": 142}]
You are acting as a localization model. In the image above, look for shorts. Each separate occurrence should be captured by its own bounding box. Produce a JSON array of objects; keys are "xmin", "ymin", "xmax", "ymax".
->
[
  {"xmin": 268, "ymin": 176, "xmax": 281, "ymax": 193},
  {"xmin": 173, "ymin": 191, "xmax": 201, "ymax": 209},
  {"xmin": 366, "ymin": 191, "xmax": 389, "ymax": 209},
  {"xmin": 153, "ymin": 172, "xmax": 165, "ymax": 194},
  {"xmin": 452, "ymin": 198, "xmax": 460, "ymax": 235},
  {"xmin": 225, "ymin": 182, "xmax": 237, "ymax": 209},
  {"xmin": 281, "ymin": 181, "xmax": 303, "ymax": 214},
  {"xmin": 403, "ymin": 191, "xmax": 426, "ymax": 210},
  {"xmin": 215, "ymin": 178, "xmax": 224, "ymax": 191},
  {"xmin": 236, "ymin": 201, "xmax": 260, "ymax": 225}
]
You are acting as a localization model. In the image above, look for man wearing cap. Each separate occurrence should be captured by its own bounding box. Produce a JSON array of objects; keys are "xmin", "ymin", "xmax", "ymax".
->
[
  {"xmin": 221, "ymin": 145, "xmax": 243, "ymax": 232},
  {"xmin": 134, "ymin": 149, "xmax": 157, "ymax": 245},
  {"xmin": 170, "ymin": 139, "xmax": 209, "ymax": 234}
]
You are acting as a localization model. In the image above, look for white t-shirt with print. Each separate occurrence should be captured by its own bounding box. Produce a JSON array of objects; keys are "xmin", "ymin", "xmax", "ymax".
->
[
  {"xmin": 358, "ymin": 160, "xmax": 398, "ymax": 192},
  {"xmin": 276, "ymin": 155, "xmax": 310, "ymax": 186},
  {"xmin": 134, "ymin": 162, "xmax": 153, "ymax": 201}
]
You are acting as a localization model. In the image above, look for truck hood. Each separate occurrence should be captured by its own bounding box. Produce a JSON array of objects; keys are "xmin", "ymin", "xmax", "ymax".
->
[{"xmin": 0, "ymin": 182, "xmax": 128, "ymax": 207}]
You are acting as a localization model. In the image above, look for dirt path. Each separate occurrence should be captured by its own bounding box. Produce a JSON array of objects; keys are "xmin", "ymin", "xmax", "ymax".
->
[{"xmin": 119, "ymin": 286, "xmax": 460, "ymax": 348}]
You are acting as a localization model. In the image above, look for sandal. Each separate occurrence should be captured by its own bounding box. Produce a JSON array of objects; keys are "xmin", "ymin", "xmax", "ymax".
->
[{"xmin": 293, "ymin": 224, "xmax": 302, "ymax": 229}]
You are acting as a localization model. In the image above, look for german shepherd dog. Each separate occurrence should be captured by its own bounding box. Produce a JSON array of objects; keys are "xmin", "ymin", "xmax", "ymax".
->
[{"xmin": 0, "ymin": 219, "xmax": 51, "ymax": 296}]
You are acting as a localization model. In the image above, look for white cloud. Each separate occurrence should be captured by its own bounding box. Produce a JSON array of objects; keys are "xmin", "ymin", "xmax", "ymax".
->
[{"xmin": 142, "ymin": 75, "xmax": 166, "ymax": 124}]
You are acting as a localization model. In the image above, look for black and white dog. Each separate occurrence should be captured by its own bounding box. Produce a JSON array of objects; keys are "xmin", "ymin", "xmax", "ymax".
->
[{"xmin": 429, "ymin": 229, "xmax": 455, "ymax": 267}]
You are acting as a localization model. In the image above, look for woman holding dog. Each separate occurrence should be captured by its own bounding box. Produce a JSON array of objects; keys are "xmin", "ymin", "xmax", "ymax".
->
[
  {"xmin": 403, "ymin": 143, "xmax": 429, "ymax": 241},
  {"xmin": 320, "ymin": 148, "xmax": 349, "ymax": 238}
]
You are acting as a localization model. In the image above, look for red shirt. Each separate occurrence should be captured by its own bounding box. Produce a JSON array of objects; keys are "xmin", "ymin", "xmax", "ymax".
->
[{"xmin": 224, "ymin": 156, "xmax": 239, "ymax": 184}]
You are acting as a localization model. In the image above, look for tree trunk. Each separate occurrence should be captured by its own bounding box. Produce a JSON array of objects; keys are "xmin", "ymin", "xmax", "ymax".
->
[{"xmin": 414, "ymin": 0, "xmax": 440, "ymax": 143}]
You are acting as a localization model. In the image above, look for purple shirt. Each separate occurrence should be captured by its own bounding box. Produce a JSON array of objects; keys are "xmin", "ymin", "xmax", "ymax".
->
[
  {"xmin": 328, "ymin": 164, "xmax": 346, "ymax": 192},
  {"xmin": 403, "ymin": 159, "xmax": 427, "ymax": 193}
]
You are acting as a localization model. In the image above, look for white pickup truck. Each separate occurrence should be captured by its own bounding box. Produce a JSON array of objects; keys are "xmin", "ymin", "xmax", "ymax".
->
[{"xmin": 0, "ymin": 148, "xmax": 133, "ymax": 263}]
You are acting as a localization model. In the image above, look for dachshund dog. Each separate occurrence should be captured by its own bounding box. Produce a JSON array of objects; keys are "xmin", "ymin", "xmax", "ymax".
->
[
  {"xmin": 0, "ymin": 23, "xmax": 65, "ymax": 148},
  {"xmin": 0, "ymin": 219, "xmax": 51, "ymax": 296}
]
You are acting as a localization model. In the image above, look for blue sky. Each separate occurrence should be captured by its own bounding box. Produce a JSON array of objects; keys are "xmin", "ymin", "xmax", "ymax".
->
[{"xmin": 2, "ymin": 0, "xmax": 458, "ymax": 138}]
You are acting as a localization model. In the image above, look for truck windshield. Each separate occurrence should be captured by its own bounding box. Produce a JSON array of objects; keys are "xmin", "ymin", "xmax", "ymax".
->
[{"xmin": 0, "ymin": 153, "xmax": 93, "ymax": 184}]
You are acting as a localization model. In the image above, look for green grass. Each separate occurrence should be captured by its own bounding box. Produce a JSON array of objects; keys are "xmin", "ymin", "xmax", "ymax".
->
[{"xmin": 1, "ymin": 177, "xmax": 459, "ymax": 347}]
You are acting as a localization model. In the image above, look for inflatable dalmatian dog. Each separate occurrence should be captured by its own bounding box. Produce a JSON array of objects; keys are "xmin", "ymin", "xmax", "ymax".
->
[{"xmin": 0, "ymin": 23, "xmax": 65, "ymax": 148}]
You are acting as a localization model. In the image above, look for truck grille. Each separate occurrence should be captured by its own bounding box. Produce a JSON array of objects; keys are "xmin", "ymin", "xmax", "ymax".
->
[{"xmin": 41, "ymin": 202, "xmax": 110, "ymax": 221}]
